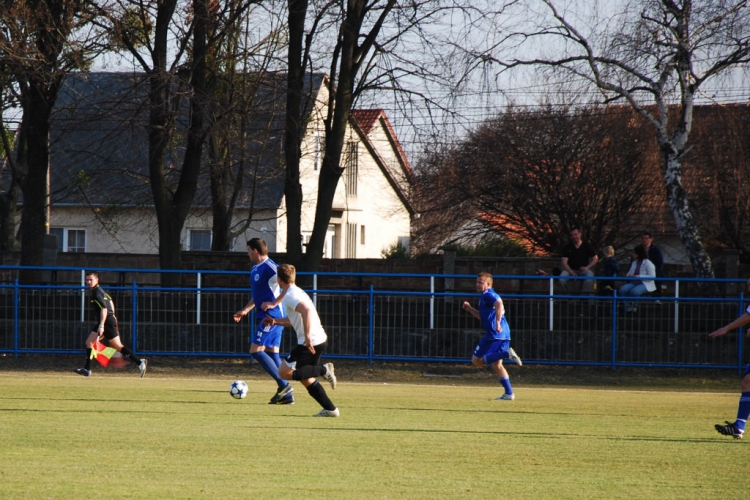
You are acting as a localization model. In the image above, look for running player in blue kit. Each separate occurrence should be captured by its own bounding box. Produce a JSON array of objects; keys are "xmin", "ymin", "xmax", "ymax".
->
[
  {"xmin": 462, "ymin": 272, "xmax": 523, "ymax": 400},
  {"xmin": 234, "ymin": 238, "xmax": 294, "ymax": 404},
  {"xmin": 709, "ymin": 276, "xmax": 750, "ymax": 439}
]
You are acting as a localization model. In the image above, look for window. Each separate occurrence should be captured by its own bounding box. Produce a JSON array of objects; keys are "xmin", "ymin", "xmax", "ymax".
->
[
  {"xmin": 188, "ymin": 229, "xmax": 212, "ymax": 251},
  {"xmin": 49, "ymin": 228, "xmax": 86, "ymax": 253},
  {"xmin": 324, "ymin": 225, "xmax": 338, "ymax": 259},
  {"xmin": 360, "ymin": 225, "xmax": 366, "ymax": 245},
  {"xmin": 344, "ymin": 141, "xmax": 358, "ymax": 196}
]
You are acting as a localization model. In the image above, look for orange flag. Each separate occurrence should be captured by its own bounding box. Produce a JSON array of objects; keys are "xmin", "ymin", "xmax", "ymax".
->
[{"xmin": 90, "ymin": 340, "xmax": 117, "ymax": 367}]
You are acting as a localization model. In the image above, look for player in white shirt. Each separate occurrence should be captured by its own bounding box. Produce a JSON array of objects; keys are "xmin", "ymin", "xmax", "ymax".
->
[{"xmin": 262, "ymin": 264, "xmax": 339, "ymax": 417}]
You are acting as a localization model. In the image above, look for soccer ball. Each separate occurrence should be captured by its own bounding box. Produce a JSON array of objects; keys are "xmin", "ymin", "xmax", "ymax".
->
[{"xmin": 229, "ymin": 380, "xmax": 248, "ymax": 399}]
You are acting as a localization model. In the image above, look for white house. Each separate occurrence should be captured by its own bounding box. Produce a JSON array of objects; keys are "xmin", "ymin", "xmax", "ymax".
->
[{"xmin": 47, "ymin": 72, "xmax": 413, "ymax": 258}]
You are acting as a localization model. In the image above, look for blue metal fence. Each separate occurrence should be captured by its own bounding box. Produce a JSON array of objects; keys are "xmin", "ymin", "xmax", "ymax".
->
[{"xmin": 0, "ymin": 266, "xmax": 747, "ymax": 371}]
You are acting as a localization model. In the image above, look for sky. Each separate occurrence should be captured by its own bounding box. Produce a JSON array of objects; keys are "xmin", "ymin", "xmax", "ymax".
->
[{"xmin": 69, "ymin": 0, "xmax": 750, "ymax": 166}]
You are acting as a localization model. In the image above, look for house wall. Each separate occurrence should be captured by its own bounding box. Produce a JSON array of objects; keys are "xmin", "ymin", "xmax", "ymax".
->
[
  {"xmin": 50, "ymin": 206, "xmax": 281, "ymax": 254},
  {"xmin": 47, "ymin": 74, "xmax": 411, "ymax": 259},
  {"xmin": 291, "ymin": 93, "xmax": 411, "ymax": 259}
]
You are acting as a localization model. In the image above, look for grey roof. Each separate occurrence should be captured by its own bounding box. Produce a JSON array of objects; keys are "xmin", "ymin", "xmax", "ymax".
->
[{"xmin": 50, "ymin": 71, "xmax": 325, "ymax": 210}]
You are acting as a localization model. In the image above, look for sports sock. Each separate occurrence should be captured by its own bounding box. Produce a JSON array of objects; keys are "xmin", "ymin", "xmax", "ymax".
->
[
  {"xmin": 306, "ymin": 380, "xmax": 336, "ymax": 411},
  {"xmin": 735, "ymin": 391, "xmax": 750, "ymax": 432},
  {"xmin": 84, "ymin": 349, "xmax": 93, "ymax": 370},
  {"xmin": 269, "ymin": 352, "xmax": 282, "ymax": 368},
  {"xmin": 293, "ymin": 364, "xmax": 326, "ymax": 380},
  {"xmin": 251, "ymin": 351, "xmax": 286, "ymax": 387},
  {"xmin": 499, "ymin": 376, "xmax": 513, "ymax": 395},
  {"xmin": 119, "ymin": 346, "xmax": 141, "ymax": 365}
]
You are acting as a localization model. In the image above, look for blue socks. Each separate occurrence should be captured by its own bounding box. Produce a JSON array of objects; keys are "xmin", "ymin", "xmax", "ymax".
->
[
  {"xmin": 499, "ymin": 377, "xmax": 513, "ymax": 395},
  {"xmin": 735, "ymin": 391, "xmax": 750, "ymax": 432},
  {"xmin": 251, "ymin": 351, "xmax": 288, "ymax": 388},
  {"xmin": 269, "ymin": 351, "xmax": 282, "ymax": 368}
]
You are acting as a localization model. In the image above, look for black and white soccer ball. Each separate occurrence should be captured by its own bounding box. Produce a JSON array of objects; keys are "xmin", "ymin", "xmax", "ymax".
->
[{"xmin": 229, "ymin": 380, "xmax": 248, "ymax": 399}]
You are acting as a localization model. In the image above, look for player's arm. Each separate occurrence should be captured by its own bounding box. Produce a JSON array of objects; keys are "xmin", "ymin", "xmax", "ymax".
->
[
  {"xmin": 233, "ymin": 298, "xmax": 255, "ymax": 322},
  {"xmin": 96, "ymin": 306, "xmax": 107, "ymax": 339},
  {"xmin": 494, "ymin": 298, "xmax": 504, "ymax": 332},
  {"xmin": 462, "ymin": 301, "xmax": 480, "ymax": 320},
  {"xmin": 261, "ymin": 287, "xmax": 287, "ymax": 311},
  {"xmin": 292, "ymin": 301, "xmax": 316, "ymax": 354},
  {"xmin": 709, "ymin": 312, "xmax": 750, "ymax": 338},
  {"xmin": 93, "ymin": 290, "xmax": 108, "ymax": 338},
  {"xmin": 262, "ymin": 316, "xmax": 292, "ymax": 328}
]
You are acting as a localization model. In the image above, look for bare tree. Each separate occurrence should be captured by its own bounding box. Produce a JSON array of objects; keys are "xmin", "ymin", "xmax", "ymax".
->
[
  {"xmin": 412, "ymin": 104, "xmax": 660, "ymax": 255},
  {"xmin": 0, "ymin": 1, "xmax": 102, "ymax": 277},
  {"xmin": 493, "ymin": 0, "xmax": 750, "ymax": 277},
  {"xmin": 204, "ymin": 2, "xmax": 285, "ymax": 251},
  {"xmin": 0, "ymin": 87, "xmax": 21, "ymax": 252},
  {"xmin": 285, "ymin": 0, "xmax": 453, "ymax": 271},
  {"xmin": 684, "ymin": 104, "xmax": 750, "ymax": 260}
]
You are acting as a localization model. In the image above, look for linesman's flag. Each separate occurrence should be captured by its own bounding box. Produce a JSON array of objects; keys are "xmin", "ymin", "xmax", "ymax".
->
[{"xmin": 91, "ymin": 340, "xmax": 117, "ymax": 367}]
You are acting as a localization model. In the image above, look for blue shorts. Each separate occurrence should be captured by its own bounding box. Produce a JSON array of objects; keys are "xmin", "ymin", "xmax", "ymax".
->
[
  {"xmin": 251, "ymin": 322, "xmax": 284, "ymax": 349},
  {"xmin": 473, "ymin": 336, "xmax": 510, "ymax": 359}
]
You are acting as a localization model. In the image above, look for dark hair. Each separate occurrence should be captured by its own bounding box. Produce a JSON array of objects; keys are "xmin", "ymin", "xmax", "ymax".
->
[
  {"xmin": 634, "ymin": 245, "xmax": 648, "ymax": 261},
  {"xmin": 246, "ymin": 238, "xmax": 268, "ymax": 256},
  {"xmin": 641, "ymin": 231, "xmax": 652, "ymax": 238},
  {"xmin": 85, "ymin": 270, "xmax": 99, "ymax": 279}
]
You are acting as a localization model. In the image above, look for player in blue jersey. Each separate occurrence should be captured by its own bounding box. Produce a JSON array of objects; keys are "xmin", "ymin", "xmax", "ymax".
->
[
  {"xmin": 708, "ymin": 276, "xmax": 750, "ymax": 439},
  {"xmin": 462, "ymin": 272, "xmax": 523, "ymax": 400},
  {"xmin": 233, "ymin": 238, "xmax": 294, "ymax": 405}
]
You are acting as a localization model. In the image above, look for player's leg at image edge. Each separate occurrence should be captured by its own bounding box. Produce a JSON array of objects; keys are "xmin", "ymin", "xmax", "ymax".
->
[{"xmin": 715, "ymin": 391, "xmax": 749, "ymax": 439}]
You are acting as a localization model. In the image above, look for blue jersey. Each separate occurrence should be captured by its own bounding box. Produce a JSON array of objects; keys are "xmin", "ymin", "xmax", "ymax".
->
[
  {"xmin": 250, "ymin": 258, "xmax": 284, "ymax": 320},
  {"xmin": 477, "ymin": 288, "xmax": 510, "ymax": 340}
]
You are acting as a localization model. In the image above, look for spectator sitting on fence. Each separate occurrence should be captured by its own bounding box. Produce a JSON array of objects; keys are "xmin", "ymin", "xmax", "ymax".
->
[
  {"xmin": 597, "ymin": 246, "xmax": 619, "ymax": 295},
  {"xmin": 641, "ymin": 230, "xmax": 665, "ymax": 296},
  {"xmin": 619, "ymin": 245, "xmax": 656, "ymax": 313},
  {"xmin": 558, "ymin": 226, "xmax": 598, "ymax": 294}
]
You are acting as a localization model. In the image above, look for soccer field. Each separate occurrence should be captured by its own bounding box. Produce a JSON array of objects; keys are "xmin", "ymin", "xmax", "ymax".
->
[{"xmin": 1, "ymin": 373, "xmax": 747, "ymax": 499}]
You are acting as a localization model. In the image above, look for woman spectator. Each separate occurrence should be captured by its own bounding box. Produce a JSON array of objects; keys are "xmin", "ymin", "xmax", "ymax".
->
[{"xmin": 619, "ymin": 245, "xmax": 656, "ymax": 313}]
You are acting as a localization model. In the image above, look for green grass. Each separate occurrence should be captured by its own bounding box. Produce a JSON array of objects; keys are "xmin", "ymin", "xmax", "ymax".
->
[{"xmin": 1, "ymin": 373, "xmax": 748, "ymax": 499}]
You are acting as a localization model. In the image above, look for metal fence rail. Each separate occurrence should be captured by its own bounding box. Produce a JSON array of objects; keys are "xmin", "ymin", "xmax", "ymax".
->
[{"xmin": 0, "ymin": 266, "xmax": 747, "ymax": 371}]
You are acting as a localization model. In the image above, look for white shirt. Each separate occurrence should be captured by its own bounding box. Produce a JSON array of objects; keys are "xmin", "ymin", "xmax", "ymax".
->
[
  {"xmin": 281, "ymin": 284, "xmax": 328, "ymax": 346},
  {"xmin": 626, "ymin": 258, "xmax": 657, "ymax": 292}
]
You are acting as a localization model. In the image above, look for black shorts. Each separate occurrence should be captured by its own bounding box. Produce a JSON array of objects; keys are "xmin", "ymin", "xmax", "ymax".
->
[
  {"xmin": 93, "ymin": 320, "xmax": 119, "ymax": 340},
  {"xmin": 287, "ymin": 341, "xmax": 328, "ymax": 368}
]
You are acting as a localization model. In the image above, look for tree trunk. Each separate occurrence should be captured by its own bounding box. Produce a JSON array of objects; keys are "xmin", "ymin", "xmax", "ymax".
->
[
  {"xmin": 19, "ymin": 97, "xmax": 55, "ymax": 282},
  {"xmin": 147, "ymin": 0, "xmax": 206, "ymax": 285},
  {"xmin": 283, "ymin": 0, "xmax": 308, "ymax": 268},
  {"xmin": 301, "ymin": 1, "xmax": 362, "ymax": 272},
  {"xmin": 662, "ymin": 150, "xmax": 714, "ymax": 278}
]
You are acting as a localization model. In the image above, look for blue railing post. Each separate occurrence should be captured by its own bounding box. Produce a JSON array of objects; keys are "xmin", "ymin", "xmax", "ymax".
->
[
  {"xmin": 13, "ymin": 279, "xmax": 19, "ymax": 358},
  {"xmin": 611, "ymin": 291, "xmax": 618, "ymax": 370},
  {"xmin": 368, "ymin": 284, "xmax": 375, "ymax": 365},
  {"xmin": 131, "ymin": 281, "xmax": 138, "ymax": 354}
]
